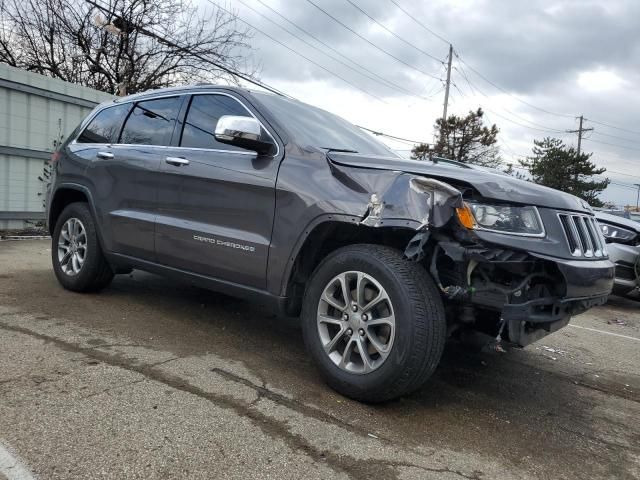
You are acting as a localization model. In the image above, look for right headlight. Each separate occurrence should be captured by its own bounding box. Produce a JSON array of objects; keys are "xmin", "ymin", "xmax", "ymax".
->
[
  {"xmin": 457, "ymin": 202, "xmax": 545, "ymax": 237},
  {"xmin": 598, "ymin": 222, "xmax": 637, "ymax": 243}
]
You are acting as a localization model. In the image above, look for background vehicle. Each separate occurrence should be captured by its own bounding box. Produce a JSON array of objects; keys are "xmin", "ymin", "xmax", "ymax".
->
[
  {"xmin": 595, "ymin": 211, "xmax": 640, "ymax": 298},
  {"xmin": 46, "ymin": 85, "xmax": 614, "ymax": 402}
]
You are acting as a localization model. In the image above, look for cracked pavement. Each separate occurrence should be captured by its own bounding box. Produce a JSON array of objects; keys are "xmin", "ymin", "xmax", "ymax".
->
[{"xmin": 0, "ymin": 240, "xmax": 639, "ymax": 479}]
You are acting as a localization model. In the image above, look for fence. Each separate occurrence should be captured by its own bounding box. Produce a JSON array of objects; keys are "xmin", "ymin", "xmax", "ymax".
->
[{"xmin": 0, "ymin": 63, "xmax": 113, "ymax": 230}]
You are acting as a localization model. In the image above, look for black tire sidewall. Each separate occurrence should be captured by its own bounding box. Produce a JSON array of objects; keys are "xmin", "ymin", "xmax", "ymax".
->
[
  {"xmin": 51, "ymin": 202, "xmax": 110, "ymax": 292},
  {"xmin": 302, "ymin": 245, "xmax": 440, "ymax": 400}
]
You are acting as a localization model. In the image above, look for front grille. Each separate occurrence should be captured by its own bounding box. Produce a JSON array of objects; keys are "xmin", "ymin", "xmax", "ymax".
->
[{"xmin": 558, "ymin": 213, "xmax": 607, "ymax": 258}]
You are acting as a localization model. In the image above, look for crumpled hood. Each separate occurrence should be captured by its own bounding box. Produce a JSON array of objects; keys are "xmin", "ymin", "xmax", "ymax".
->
[{"xmin": 327, "ymin": 152, "xmax": 592, "ymax": 213}]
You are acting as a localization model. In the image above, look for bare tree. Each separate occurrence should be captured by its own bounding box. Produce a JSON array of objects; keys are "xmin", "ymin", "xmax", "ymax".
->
[{"xmin": 0, "ymin": 0, "xmax": 257, "ymax": 95}]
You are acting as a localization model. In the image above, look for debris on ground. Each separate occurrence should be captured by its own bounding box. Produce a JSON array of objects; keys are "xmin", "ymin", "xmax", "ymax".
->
[
  {"xmin": 607, "ymin": 318, "xmax": 627, "ymax": 326},
  {"xmin": 538, "ymin": 345, "xmax": 568, "ymax": 357}
]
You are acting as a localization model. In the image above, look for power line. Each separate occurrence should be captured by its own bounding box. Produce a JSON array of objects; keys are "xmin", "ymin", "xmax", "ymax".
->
[
  {"xmin": 247, "ymin": 0, "xmax": 437, "ymax": 101},
  {"xmin": 453, "ymin": 51, "xmax": 575, "ymax": 119},
  {"xmin": 86, "ymin": 0, "xmax": 429, "ymax": 149},
  {"xmin": 385, "ymin": 0, "xmax": 639, "ymax": 142},
  {"xmin": 303, "ymin": 0, "xmax": 443, "ymax": 80},
  {"xmin": 584, "ymin": 138, "xmax": 640, "ymax": 152},
  {"xmin": 584, "ymin": 118, "xmax": 640, "ymax": 136},
  {"xmin": 205, "ymin": 0, "xmax": 390, "ymax": 102},
  {"xmin": 356, "ymin": 125, "xmax": 431, "ymax": 145},
  {"xmin": 343, "ymin": 0, "xmax": 445, "ymax": 64},
  {"xmin": 85, "ymin": 0, "xmax": 291, "ymax": 97},
  {"xmin": 386, "ymin": 0, "xmax": 450, "ymax": 45},
  {"xmin": 452, "ymin": 80, "xmax": 570, "ymax": 135},
  {"xmin": 454, "ymin": 65, "xmax": 567, "ymax": 133},
  {"xmin": 591, "ymin": 130, "xmax": 640, "ymax": 145}
]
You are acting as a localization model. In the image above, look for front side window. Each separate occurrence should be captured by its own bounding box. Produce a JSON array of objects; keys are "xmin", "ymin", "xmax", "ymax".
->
[
  {"xmin": 180, "ymin": 94, "xmax": 252, "ymax": 150},
  {"xmin": 77, "ymin": 104, "xmax": 131, "ymax": 144},
  {"xmin": 120, "ymin": 96, "xmax": 183, "ymax": 146}
]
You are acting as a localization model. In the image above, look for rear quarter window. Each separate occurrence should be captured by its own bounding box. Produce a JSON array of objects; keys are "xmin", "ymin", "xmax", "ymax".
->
[{"xmin": 77, "ymin": 104, "xmax": 131, "ymax": 144}]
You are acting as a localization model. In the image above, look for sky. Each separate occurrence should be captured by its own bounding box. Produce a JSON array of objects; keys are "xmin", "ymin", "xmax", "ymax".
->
[{"xmin": 202, "ymin": 0, "xmax": 640, "ymax": 206}]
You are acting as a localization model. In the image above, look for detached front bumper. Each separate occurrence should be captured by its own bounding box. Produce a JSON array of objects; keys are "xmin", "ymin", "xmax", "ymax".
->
[{"xmin": 502, "ymin": 256, "xmax": 614, "ymax": 346}]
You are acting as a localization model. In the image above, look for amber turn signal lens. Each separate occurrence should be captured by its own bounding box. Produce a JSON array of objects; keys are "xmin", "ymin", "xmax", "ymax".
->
[{"xmin": 456, "ymin": 204, "xmax": 476, "ymax": 229}]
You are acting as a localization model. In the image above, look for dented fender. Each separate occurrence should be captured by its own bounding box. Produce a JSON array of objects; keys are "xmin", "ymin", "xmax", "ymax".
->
[{"xmin": 326, "ymin": 161, "xmax": 464, "ymax": 230}]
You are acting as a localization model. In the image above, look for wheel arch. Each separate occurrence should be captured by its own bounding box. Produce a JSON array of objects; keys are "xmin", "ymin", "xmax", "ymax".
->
[
  {"xmin": 280, "ymin": 215, "xmax": 417, "ymax": 316},
  {"xmin": 48, "ymin": 184, "xmax": 95, "ymax": 234},
  {"xmin": 48, "ymin": 184, "xmax": 109, "ymax": 256}
]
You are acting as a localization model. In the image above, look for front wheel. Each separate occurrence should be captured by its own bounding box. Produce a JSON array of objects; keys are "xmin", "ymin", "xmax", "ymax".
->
[{"xmin": 301, "ymin": 244, "xmax": 446, "ymax": 402}]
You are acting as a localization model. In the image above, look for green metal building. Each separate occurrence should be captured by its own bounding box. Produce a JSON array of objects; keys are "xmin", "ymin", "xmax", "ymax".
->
[{"xmin": 0, "ymin": 64, "xmax": 113, "ymax": 230}]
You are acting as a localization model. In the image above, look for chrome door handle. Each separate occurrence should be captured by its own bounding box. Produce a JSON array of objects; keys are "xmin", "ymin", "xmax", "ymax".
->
[
  {"xmin": 96, "ymin": 151, "xmax": 114, "ymax": 160},
  {"xmin": 165, "ymin": 156, "xmax": 189, "ymax": 166}
]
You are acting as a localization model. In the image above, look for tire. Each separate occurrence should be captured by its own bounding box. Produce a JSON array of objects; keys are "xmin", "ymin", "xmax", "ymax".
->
[
  {"xmin": 301, "ymin": 244, "xmax": 446, "ymax": 403},
  {"xmin": 51, "ymin": 202, "xmax": 114, "ymax": 292}
]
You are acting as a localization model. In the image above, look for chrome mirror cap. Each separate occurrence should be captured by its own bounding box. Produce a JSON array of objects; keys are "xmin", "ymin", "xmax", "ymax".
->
[{"xmin": 215, "ymin": 115, "xmax": 261, "ymax": 142}]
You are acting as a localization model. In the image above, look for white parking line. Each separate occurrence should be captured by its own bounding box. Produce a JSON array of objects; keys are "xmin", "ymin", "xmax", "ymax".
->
[
  {"xmin": 0, "ymin": 442, "xmax": 35, "ymax": 480},
  {"xmin": 569, "ymin": 324, "xmax": 640, "ymax": 342}
]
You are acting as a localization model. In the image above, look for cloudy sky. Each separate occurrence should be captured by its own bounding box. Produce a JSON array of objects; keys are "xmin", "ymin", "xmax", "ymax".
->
[{"xmin": 204, "ymin": 0, "xmax": 640, "ymax": 206}]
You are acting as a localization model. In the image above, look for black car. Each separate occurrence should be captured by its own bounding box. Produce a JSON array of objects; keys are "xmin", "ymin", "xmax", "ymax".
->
[{"xmin": 46, "ymin": 85, "xmax": 614, "ymax": 402}]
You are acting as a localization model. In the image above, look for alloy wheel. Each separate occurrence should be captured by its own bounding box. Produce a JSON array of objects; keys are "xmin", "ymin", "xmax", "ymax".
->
[
  {"xmin": 57, "ymin": 217, "xmax": 87, "ymax": 276},
  {"xmin": 317, "ymin": 271, "xmax": 396, "ymax": 374}
]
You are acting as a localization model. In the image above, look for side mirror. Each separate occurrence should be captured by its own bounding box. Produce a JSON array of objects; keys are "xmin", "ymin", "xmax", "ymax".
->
[{"xmin": 214, "ymin": 115, "xmax": 275, "ymax": 155}]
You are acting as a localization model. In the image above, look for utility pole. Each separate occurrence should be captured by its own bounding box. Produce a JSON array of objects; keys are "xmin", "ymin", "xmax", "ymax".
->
[
  {"xmin": 442, "ymin": 44, "xmax": 453, "ymax": 124},
  {"xmin": 438, "ymin": 44, "xmax": 453, "ymax": 149},
  {"xmin": 566, "ymin": 115, "xmax": 593, "ymax": 182},
  {"xmin": 635, "ymin": 183, "xmax": 640, "ymax": 211},
  {"xmin": 566, "ymin": 115, "xmax": 593, "ymax": 156}
]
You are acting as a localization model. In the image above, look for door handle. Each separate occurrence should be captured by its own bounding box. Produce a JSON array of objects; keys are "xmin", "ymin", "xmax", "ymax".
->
[
  {"xmin": 165, "ymin": 156, "xmax": 190, "ymax": 166},
  {"xmin": 96, "ymin": 151, "xmax": 114, "ymax": 160}
]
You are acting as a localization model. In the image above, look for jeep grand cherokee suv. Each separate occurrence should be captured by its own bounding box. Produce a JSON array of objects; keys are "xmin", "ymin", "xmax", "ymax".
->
[{"xmin": 46, "ymin": 85, "xmax": 614, "ymax": 402}]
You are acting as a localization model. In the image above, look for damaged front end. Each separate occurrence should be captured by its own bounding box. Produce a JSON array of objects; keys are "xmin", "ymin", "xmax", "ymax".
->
[{"xmin": 345, "ymin": 161, "xmax": 614, "ymax": 348}]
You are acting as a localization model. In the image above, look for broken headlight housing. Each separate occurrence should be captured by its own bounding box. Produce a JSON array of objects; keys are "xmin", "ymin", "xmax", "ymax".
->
[
  {"xmin": 598, "ymin": 222, "xmax": 637, "ymax": 243},
  {"xmin": 464, "ymin": 202, "xmax": 545, "ymax": 237}
]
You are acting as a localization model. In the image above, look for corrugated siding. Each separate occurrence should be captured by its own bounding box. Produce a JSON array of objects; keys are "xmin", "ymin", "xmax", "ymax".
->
[{"xmin": 0, "ymin": 64, "xmax": 113, "ymax": 230}]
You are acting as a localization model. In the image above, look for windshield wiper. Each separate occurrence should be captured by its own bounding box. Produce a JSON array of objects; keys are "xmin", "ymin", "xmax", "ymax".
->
[{"xmin": 323, "ymin": 147, "xmax": 359, "ymax": 153}]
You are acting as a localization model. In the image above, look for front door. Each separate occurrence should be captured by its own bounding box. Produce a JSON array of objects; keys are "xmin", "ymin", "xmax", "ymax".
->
[{"xmin": 154, "ymin": 93, "xmax": 281, "ymax": 289}]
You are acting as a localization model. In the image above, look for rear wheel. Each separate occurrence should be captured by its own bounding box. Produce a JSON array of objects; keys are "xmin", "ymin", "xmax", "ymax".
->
[
  {"xmin": 302, "ymin": 244, "xmax": 446, "ymax": 402},
  {"xmin": 52, "ymin": 202, "xmax": 114, "ymax": 292}
]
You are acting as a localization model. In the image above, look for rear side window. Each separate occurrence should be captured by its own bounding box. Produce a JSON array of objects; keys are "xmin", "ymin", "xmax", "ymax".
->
[
  {"xmin": 77, "ymin": 104, "xmax": 131, "ymax": 144},
  {"xmin": 120, "ymin": 96, "xmax": 183, "ymax": 146},
  {"xmin": 180, "ymin": 94, "xmax": 252, "ymax": 150}
]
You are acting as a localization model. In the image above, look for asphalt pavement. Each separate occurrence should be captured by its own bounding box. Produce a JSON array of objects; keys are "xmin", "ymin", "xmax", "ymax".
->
[{"xmin": 0, "ymin": 239, "xmax": 638, "ymax": 479}]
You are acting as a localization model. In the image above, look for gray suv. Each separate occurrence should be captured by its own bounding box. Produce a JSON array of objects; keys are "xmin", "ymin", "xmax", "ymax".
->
[{"xmin": 46, "ymin": 85, "xmax": 614, "ymax": 402}]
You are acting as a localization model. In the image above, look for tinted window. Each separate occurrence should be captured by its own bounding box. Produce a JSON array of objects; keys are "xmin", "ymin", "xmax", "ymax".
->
[
  {"xmin": 181, "ymin": 94, "xmax": 251, "ymax": 150},
  {"xmin": 77, "ymin": 104, "xmax": 130, "ymax": 144},
  {"xmin": 120, "ymin": 97, "xmax": 183, "ymax": 145},
  {"xmin": 252, "ymin": 92, "xmax": 394, "ymax": 157}
]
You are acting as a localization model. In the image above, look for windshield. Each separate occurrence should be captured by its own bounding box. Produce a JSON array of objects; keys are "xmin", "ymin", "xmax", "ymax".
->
[{"xmin": 252, "ymin": 92, "xmax": 396, "ymax": 157}]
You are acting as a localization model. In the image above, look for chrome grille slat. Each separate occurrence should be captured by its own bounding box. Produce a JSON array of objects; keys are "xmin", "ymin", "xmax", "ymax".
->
[
  {"xmin": 576, "ymin": 216, "xmax": 593, "ymax": 257},
  {"xmin": 558, "ymin": 213, "xmax": 607, "ymax": 258},
  {"xmin": 585, "ymin": 217, "xmax": 603, "ymax": 257}
]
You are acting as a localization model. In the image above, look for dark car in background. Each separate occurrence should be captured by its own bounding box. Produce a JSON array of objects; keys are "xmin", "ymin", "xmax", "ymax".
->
[{"xmin": 45, "ymin": 85, "xmax": 614, "ymax": 402}]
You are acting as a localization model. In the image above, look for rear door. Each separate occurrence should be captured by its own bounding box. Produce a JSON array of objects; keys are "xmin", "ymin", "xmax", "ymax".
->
[
  {"xmin": 78, "ymin": 96, "xmax": 184, "ymax": 260},
  {"xmin": 154, "ymin": 92, "xmax": 282, "ymax": 289}
]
